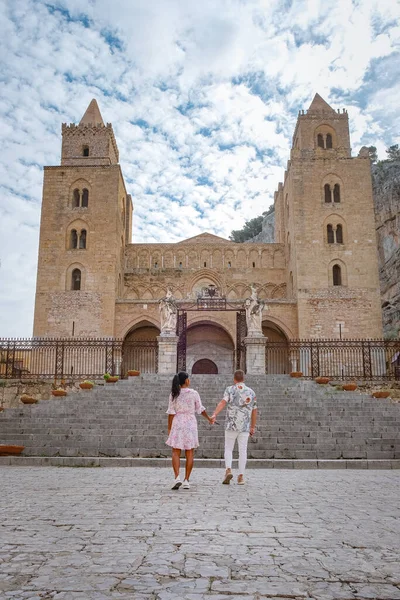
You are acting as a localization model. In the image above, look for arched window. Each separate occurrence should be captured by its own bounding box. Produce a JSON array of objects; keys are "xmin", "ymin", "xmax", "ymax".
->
[
  {"xmin": 82, "ymin": 146, "xmax": 89, "ymax": 157},
  {"xmin": 70, "ymin": 229, "xmax": 78, "ymax": 249},
  {"xmin": 71, "ymin": 268, "xmax": 81, "ymax": 290},
  {"xmin": 317, "ymin": 134, "xmax": 324, "ymax": 148},
  {"xmin": 79, "ymin": 229, "xmax": 87, "ymax": 249},
  {"xmin": 204, "ymin": 262, "xmax": 207, "ymax": 267},
  {"xmin": 324, "ymin": 184, "xmax": 331, "ymax": 203},
  {"xmin": 82, "ymin": 189, "xmax": 89, "ymax": 207},
  {"xmin": 178, "ymin": 262, "xmax": 183, "ymax": 269},
  {"xmin": 252, "ymin": 262, "xmax": 256, "ymax": 268},
  {"xmin": 336, "ymin": 224, "xmax": 343, "ymax": 244},
  {"xmin": 333, "ymin": 264, "xmax": 342, "ymax": 286},
  {"xmin": 333, "ymin": 184, "xmax": 340, "ymax": 203},
  {"xmin": 327, "ymin": 224, "xmax": 334, "ymax": 244},
  {"xmin": 73, "ymin": 189, "xmax": 80, "ymax": 208},
  {"xmin": 227, "ymin": 261, "xmax": 231, "ymax": 268},
  {"xmin": 326, "ymin": 134, "xmax": 333, "ymax": 149}
]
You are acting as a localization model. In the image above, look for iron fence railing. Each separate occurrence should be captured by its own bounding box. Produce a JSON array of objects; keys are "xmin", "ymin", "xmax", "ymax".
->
[
  {"xmin": 265, "ymin": 339, "xmax": 400, "ymax": 380},
  {"xmin": 0, "ymin": 338, "xmax": 158, "ymax": 380}
]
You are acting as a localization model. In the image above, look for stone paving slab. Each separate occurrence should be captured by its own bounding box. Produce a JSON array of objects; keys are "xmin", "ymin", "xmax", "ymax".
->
[
  {"xmin": 1, "ymin": 468, "xmax": 399, "ymax": 600},
  {"xmin": 1, "ymin": 456, "xmax": 400, "ymax": 469}
]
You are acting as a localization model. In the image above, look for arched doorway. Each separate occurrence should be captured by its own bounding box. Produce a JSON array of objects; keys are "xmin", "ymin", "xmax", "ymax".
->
[
  {"xmin": 192, "ymin": 359, "xmax": 218, "ymax": 374},
  {"xmin": 187, "ymin": 322, "xmax": 234, "ymax": 374},
  {"xmin": 122, "ymin": 320, "xmax": 160, "ymax": 374},
  {"xmin": 262, "ymin": 320, "xmax": 290, "ymax": 374}
]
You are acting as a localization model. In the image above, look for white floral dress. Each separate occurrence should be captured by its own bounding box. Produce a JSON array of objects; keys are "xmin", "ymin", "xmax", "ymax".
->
[{"xmin": 166, "ymin": 388, "xmax": 205, "ymax": 450}]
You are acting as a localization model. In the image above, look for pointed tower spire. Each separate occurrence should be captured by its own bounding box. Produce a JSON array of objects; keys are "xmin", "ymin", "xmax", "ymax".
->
[
  {"xmin": 308, "ymin": 93, "xmax": 335, "ymax": 113},
  {"xmin": 80, "ymin": 99, "xmax": 105, "ymax": 126}
]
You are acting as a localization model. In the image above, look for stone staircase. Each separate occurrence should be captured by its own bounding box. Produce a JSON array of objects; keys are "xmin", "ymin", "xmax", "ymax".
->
[{"xmin": 0, "ymin": 375, "xmax": 399, "ymax": 460}]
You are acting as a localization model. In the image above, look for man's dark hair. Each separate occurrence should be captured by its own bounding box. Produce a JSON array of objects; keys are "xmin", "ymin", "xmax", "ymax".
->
[{"xmin": 234, "ymin": 369, "xmax": 244, "ymax": 382}]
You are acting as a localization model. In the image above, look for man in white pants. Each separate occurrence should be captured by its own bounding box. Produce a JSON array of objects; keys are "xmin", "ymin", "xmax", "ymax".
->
[{"xmin": 211, "ymin": 370, "xmax": 257, "ymax": 485}]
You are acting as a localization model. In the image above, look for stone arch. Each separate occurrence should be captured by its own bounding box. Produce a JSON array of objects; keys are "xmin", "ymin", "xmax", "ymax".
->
[
  {"xmin": 121, "ymin": 316, "xmax": 161, "ymax": 339},
  {"xmin": 151, "ymin": 251, "xmax": 162, "ymax": 269},
  {"xmin": 323, "ymin": 214, "xmax": 347, "ymax": 244},
  {"xmin": 69, "ymin": 178, "xmax": 91, "ymax": 209},
  {"xmin": 163, "ymin": 251, "xmax": 173, "ymax": 268},
  {"xmin": 227, "ymin": 287, "xmax": 237, "ymax": 300},
  {"xmin": 200, "ymin": 249, "xmax": 210, "ymax": 268},
  {"xmin": 224, "ymin": 249, "xmax": 234, "ymax": 268},
  {"xmin": 322, "ymin": 173, "xmax": 344, "ymax": 205},
  {"xmin": 66, "ymin": 219, "xmax": 90, "ymax": 250},
  {"xmin": 271, "ymin": 283, "xmax": 287, "ymax": 299},
  {"xmin": 262, "ymin": 316, "xmax": 294, "ymax": 340},
  {"xmin": 192, "ymin": 359, "xmax": 218, "ymax": 374},
  {"xmin": 187, "ymin": 269, "xmax": 223, "ymax": 297},
  {"xmin": 175, "ymin": 250, "xmax": 186, "ymax": 269},
  {"xmin": 249, "ymin": 249, "xmax": 259, "ymax": 268},
  {"xmin": 125, "ymin": 286, "xmax": 139, "ymax": 300},
  {"xmin": 314, "ymin": 124, "xmax": 337, "ymax": 149},
  {"xmin": 212, "ymin": 249, "xmax": 223, "ymax": 268},
  {"xmin": 137, "ymin": 286, "xmax": 154, "ymax": 300},
  {"xmin": 66, "ymin": 262, "xmax": 85, "ymax": 291},
  {"xmin": 263, "ymin": 319, "xmax": 290, "ymax": 374},
  {"xmin": 186, "ymin": 319, "xmax": 235, "ymax": 375},
  {"xmin": 138, "ymin": 250, "xmax": 150, "ymax": 269},
  {"xmin": 187, "ymin": 250, "xmax": 198, "ymax": 268},
  {"xmin": 261, "ymin": 249, "xmax": 272, "ymax": 268},
  {"xmin": 328, "ymin": 258, "xmax": 347, "ymax": 287},
  {"xmin": 273, "ymin": 247, "xmax": 285, "ymax": 268},
  {"xmin": 258, "ymin": 283, "xmax": 276, "ymax": 299},
  {"xmin": 236, "ymin": 249, "xmax": 247, "ymax": 268},
  {"xmin": 122, "ymin": 319, "xmax": 160, "ymax": 374}
]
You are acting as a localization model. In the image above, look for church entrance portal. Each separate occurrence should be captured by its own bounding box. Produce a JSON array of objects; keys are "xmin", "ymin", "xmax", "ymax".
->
[
  {"xmin": 121, "ymin": 321, "xmax": 159, "ymax": 375},
  {"xmin": 192, "ymin": 359, "xmax": 218, "ymax": 374}
]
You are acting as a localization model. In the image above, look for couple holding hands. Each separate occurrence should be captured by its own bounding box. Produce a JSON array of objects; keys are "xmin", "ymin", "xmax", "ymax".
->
[{"xmin": 166, "ymin": 369, "xmax": 257, "ymax": 490}]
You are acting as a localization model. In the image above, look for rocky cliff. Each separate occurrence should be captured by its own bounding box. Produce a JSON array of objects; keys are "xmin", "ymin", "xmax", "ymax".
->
[{"xmin": 372, "ymin": 160, "xmax": 400, "ymax": 338}]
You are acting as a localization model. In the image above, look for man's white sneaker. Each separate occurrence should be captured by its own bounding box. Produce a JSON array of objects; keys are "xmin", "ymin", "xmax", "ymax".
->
[
  {"xmin": 171, "ymin": 477, "xmax": 182, "ymax": 490},
  {"xmin": 182, "ymin": 480, "xmax": 190, "ymax": 490}
]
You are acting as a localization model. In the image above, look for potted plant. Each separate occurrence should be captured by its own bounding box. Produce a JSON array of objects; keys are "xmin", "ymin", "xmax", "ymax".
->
[
  {"xmin": 315, "ymin": 377, "xmax": 330, "ymax": 384},
  {"xmin": 0, "ymin": 445, "xmax": 24, "ymax": 456},
  {"xmin": 104, "ymin": 373, "xmax": 118, "ymax": 383},
  {"xmin": 342, "ymin": 382, "xmax": 357, "ymax": 391},
  {"xmin": 127, "ymin": 370, "xmax": 140, "ymax": 377},
  {"xmin": 20, "ymin": 394, "xmax": 38, "ymax": 404},
  {"xmin": 79, "ymin": 380, "xmax": 94, "ymax": 390},
  {"xmin": 372, "ymin": 390, "xmax": 391, "ymax": 399},
  {"xmin": 290, "ymin": 371, "xmax": 303, "ymax": 378},
  {"xmin": 52, "ymin": 388, "xmax": 67, "ymax": 397}
]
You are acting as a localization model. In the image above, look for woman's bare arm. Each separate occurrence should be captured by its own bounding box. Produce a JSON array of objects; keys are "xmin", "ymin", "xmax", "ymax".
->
[{"xmin": 168, "ymin": 414, "xmax": 175, "ymax": 434}]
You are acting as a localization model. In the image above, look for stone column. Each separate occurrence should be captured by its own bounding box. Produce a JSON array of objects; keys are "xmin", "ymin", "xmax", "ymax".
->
[
  {"xmin": 157, "ymin": 335, "xmax": 178, "ymax": 374},
  {"xmin": 244, "ymin": 335, "xmax": 267, "ymax": 374}
]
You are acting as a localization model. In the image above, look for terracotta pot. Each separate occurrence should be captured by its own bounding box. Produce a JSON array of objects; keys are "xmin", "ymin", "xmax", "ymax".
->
[
  {"xmin": 20, "ymin": 395, "xmax": 38, "ymax": 404},
  {"xmin": 0, "ymin": 407, "xmax": 4, "ymax": 412},
  {"xmin": 52, "ymin": 389, "xmax": 67, "ymax": 397},
  {"xmin": 127, "ymin": 370, "xmax": 140, "ymax": 377},
  {"xmin": 79, "ymin": 383, "xmax": 94, "ymax": 390},
  {"xmin": 0, "ymin": 445, "xmax": 24, "ymax": 456},
  {"xmin": 342, "ymin": 383, "xmax": 357, "ymax": 391},
  {"xmin": 372, "ymin": 391, "xmax": 390, "ymax": 399},
  {"xmin": 106, "ymin": 377, "xmax": 119, "ymax": 383},
  {"xmin": 315, "ymin": 377, "xmax": 330, "ymax": 384},
  {"xmin": 290, "ymin": 372, "xmax": 303, "ymax": 378}
]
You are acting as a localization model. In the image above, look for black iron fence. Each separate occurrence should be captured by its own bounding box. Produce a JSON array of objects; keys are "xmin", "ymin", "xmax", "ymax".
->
[
  {"xmin": 0, "ymin": 338, "xmax": 158, "ymax": 380},
  {"xmin": 1, "ymin": 337, "xmax": 399, "ymax": 381},
  {"xmin": 266, "ymin": 339, "xmax": 400, "ymax": 380}
]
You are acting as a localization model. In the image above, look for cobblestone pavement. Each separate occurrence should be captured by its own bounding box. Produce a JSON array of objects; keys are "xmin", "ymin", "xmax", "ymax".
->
[{"xmin": 1, "ymin": 468, "xmax": 400, "ymax": 600}]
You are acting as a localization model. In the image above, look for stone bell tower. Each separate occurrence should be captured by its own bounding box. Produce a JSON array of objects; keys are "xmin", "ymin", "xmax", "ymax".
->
[
  {"xmin": 33, "ymin": 99, "xmax": 133, "ymax": 337},
  {"xmin": 279, "ymin": 93, "xmax": 383, "ymax": 339}
]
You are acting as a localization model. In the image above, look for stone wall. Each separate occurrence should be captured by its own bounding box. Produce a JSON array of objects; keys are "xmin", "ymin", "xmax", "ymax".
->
[{"xmin": 0, "ymin": 380, "xmax": 82, "ymax": 409}]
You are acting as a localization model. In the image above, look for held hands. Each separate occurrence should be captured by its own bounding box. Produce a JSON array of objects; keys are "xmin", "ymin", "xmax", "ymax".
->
[
  {"xmin": 250, "ymin": 426, "xmax": 256, "ymax": 437},
  {"xmin": 209, "ymin": 413, "xmax": 217, "ymax": 425}
]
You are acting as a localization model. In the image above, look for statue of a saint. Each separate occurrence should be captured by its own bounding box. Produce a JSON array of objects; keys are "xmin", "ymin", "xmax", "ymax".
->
[
  {"xmin": 245, "ymin": 285, "xmax": 265, "ymax": 336},
  {"xmin": 159, "ymin": 289, "xmax": 178, "ymax": 334}
]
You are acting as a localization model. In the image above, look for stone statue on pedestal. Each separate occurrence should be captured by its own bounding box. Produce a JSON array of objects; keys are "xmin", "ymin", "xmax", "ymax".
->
[
  {"xmin": 159, "ymin": 289, "xmax": 178, "ymax": 335},
  {"xmin": 245, "ymin": 285, "xmax": 266, "ymax": 337}
]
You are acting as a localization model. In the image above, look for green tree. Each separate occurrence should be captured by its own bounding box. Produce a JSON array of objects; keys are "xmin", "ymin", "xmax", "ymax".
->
[
  {"xmin": 229, "ymin": 207, "xmax": 273, "ymax": 242},
  {"xmin": 367, "ymin": 146, "xmax": 378, "ymax": 163},
  {"xmin": 386, "ymin": 144, "xmax": 400, "ymax": 161}
]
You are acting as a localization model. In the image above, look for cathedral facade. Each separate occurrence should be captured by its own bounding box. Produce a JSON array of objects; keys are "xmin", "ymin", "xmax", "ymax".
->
[{"xmin": 33, "ymin": 95, "xmax": 383, "ymax": 374}]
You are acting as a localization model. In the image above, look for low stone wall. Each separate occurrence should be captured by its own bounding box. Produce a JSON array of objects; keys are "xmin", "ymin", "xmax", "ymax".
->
[{"xmin": 0, "ymin": 380, "xmax": 83, "ymax": 409}]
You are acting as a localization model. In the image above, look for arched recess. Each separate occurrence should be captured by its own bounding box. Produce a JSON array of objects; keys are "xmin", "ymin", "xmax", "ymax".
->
[
  {"xmin": 314, "ymin": 124, "xmax": 337, "ymax": 149},
  {"xmin": 187, "ymin": 269, "xmax": 223, "ymax": 298},
  {"xmin": 66, "ymin": 219, "xmax": 90, "ymax": 250},
  {"xmin": 66, "ymin": 262, "xmax": 85, "ymax": 291},
  {"xmin": 328, "ymin": 258, "xmax": 347, "ymax": 287},
  {"xmin": 323, "ymin": 214, "xmax": 347, "ymax": 245},
  {"xmin": 186, "ymin": 320, "xmax": 235, "ymax": 375},
  {"xmin": 321, "ymin": 174, "xmax": 344, "ymax": 205},
  {"xmin": 122, "ymin": 320, "xmax": 161, "ymax": 374},
  {"xmin": 192, "ymin": 359, "xmax": 218, "ymax": 374},
  {"xmin": 263, "ymin": 319, "xmax": 290, "ymax": 374},
  {"xmin": 69, "ymin": 179, "xmax": 91, "ymax": 209}
]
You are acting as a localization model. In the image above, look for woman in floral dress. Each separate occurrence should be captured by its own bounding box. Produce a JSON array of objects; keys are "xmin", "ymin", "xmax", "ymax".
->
[{"xmin": 166, "ymin": 371, "xmax": 213, "ymax": 490}]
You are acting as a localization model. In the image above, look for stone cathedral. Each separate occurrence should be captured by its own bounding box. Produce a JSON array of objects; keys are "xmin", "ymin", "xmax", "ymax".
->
[{"xmin": 33, "ymin": 94, "xmax": 383, "ymax": 374}]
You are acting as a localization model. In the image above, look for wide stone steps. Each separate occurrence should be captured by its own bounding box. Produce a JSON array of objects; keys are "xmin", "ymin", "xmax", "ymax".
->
[{"xmin": 0, "ymin": 375, "xmax": 399, "ymax": 459}]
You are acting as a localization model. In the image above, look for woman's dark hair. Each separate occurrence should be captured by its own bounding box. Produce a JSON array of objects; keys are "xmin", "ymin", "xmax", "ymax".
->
[{"xmin": 171, "ymin": 371, "xmax": 189, "ymax": 400}]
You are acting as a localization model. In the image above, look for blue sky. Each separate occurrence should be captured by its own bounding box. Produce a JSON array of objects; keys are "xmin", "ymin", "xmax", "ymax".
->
[{"xmin": 0, "ymin": 0, "xmax": 399, "ymax": 336}]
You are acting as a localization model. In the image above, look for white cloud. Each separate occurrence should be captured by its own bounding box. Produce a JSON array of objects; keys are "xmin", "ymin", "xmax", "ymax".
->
[{"xmin": 0, "ymin": 0, "xmax": 399, "ymax": 335}]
